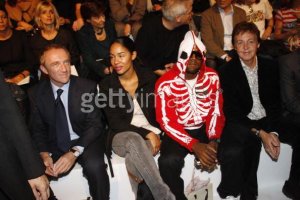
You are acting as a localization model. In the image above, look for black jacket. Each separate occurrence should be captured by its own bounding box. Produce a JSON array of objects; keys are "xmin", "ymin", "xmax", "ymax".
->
[
  {"xmin": 0, "ymin": 72, "xmax": 44, "ymax": 180},
  {"xmin": 100, "ymin": 66, "xmax": 159, "ymax": 141},
  {"xmin": 28, "ymin": 76, "xmax": 104, "ymax": 153},
  {"xmin": 218, "ymin": 56, "xmax": 281, "ymax": 132}
]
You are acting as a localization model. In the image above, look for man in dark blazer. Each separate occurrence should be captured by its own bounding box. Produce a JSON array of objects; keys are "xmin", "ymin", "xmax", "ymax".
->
[
  {"xmin": 0, "ymin": 72, "xmax": 49, "ymax": 200},
  {"xmin": 201, "ymin": 0, "xmax": 246, "ymax": 67},
  {"xmin": 278, "ymin": 50, "xmax": 300, "ymax": 199},
  {"xmin": 28, "ymin": 44, "xmax": 109, "ymax": 200},
  {"xmin": 217, "ymin": 22, "xmax": 281, "ymax": 200}
]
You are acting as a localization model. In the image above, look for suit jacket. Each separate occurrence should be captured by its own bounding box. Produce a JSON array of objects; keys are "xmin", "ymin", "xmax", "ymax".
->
[
  {"xmin": 29, "ymin": 76, "xmax": 104, "ymax": 153},
  {"xmin": 279, "ymin": 50, "xmax": 300, "ymax": 114},
  {"xmin": 218, "ymin": 56, "xmax": 281, "ymax": 132},
  {"xmin": 0, "ymin": 72, "xmax": 44, "ymax": 180},
  {"xmin": 201, "ymin": 5, "xmax": 246, "ymax": 58}
]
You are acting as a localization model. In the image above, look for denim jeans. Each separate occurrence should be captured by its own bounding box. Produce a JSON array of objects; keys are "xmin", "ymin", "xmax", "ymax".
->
[{"xmin": 112, "ymin": 131, "xmax": 175, "ymax": 200}]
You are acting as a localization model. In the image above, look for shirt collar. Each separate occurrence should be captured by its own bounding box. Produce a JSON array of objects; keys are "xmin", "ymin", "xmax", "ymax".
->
[
  {"xmin": 218, "ymin": 5, "xmax": 234, "ymax": 14},
  {"xmin": 240, "ymin": 56, "xmax": 258, "ymax": 72},
  {"xmin": 51, "ymin": 81, "xmax": 70, "ymax": 95}
]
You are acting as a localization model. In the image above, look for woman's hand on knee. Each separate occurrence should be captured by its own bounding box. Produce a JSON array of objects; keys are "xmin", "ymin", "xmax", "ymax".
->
[{"xmin": 146, "ymin": 132, "xmax": 161, "ymax": 156}]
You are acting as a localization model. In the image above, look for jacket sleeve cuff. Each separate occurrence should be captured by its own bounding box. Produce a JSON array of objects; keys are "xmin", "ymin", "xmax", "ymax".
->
[{"xmin": 187, "ymin": 138, "xmax": 199, "ymax": 152}]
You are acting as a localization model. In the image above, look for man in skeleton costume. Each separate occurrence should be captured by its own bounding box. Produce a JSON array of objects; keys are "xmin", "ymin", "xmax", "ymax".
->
[{"xmin": 155, "ymin": 31, "xmax": 225, "ymax": 200}]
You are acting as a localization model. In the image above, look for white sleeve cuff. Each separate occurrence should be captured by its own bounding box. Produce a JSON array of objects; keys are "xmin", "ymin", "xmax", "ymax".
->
[{"xmin": 270, "ymin": 132, "xmax": 279, "ymax": 137}]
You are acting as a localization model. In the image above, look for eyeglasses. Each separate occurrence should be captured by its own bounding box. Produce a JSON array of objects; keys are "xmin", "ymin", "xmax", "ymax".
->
[{"xmin": 190, "ymin": 50, "xmax": 203, "ymax": 60}]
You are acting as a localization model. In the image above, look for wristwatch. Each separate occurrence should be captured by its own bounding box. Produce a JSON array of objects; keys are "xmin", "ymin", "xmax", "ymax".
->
[{"xmin": 70, "ymin": 148, "xmax": 80, "ymax": 157}]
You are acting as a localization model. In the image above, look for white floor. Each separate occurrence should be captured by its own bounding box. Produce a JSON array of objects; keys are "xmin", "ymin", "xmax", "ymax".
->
[{"xmin": 51, "ymin": 144, "xmax": 293, "ymax": 200}]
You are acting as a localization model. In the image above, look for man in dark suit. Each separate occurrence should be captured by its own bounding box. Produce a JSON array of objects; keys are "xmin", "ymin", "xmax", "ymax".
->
[
  {"xmin": 201, "ymin": 0, "xmax": 246, "ymax": 67},
  {"xmin": 0, "ymin": 72, "xmax": 49, "ymax": 200},
  {"xmin": 28, "ymin": 44, "xmax": 109, "ymax": 200},
  {"xmin": 217, "ymin": 22, "xmax": 281, "ymax": 200},
  {"xmin": 279, "ymin": 50, "xmax": 300, "ymax": 199}
]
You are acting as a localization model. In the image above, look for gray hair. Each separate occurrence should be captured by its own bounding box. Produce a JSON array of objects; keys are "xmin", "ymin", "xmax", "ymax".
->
[{"xmin": 162, "ymin": 0, "xmax": 192, "ymax": 21}]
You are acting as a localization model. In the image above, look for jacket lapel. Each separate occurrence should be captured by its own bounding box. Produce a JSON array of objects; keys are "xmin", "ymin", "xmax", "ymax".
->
[
  {"xmin": 68, "ymin": 76, "xmax": 79, "ymax": 127},
  {"xmin": 233, "ymin": 58, "xmax": 253, "ymax": 105}
]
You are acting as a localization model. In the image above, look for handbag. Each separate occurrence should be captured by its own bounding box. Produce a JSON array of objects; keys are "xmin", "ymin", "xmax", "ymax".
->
[{"xmin": 185, "ymin": 167, "xmax": 213, "ymax": 200}]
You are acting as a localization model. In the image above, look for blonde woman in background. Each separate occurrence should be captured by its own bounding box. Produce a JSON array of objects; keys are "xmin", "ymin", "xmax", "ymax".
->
[{"xmin": 29, "ymin": 0, "xmax": 80, "ymax": 78}]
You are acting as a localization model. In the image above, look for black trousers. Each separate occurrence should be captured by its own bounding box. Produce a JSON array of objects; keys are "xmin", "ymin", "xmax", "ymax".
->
[
  {"xmin": 279, "ymin": 113, "xmax": 300, "ymax": 193},
  {"xmin": 217, "ymin": 118, "xmax": 273, "ymax": 200},
  {"xmin": 158, "ymin": 127, "xmax": 208, "ymax": 200},
  {"xmin": 52, "ymin": 136, "xmax": 110, "ymax": 200}
]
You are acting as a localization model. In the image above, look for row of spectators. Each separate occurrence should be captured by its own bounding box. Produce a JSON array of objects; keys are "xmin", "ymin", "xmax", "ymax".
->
[{"xmin": 1, "ymin": 0, "xmax": 300, "ymax": 86}]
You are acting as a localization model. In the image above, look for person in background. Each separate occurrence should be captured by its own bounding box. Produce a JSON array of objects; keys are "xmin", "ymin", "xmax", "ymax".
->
[
  {"xmin": 29, "ymin": 0, "xmax": 80, "ymax": 78},
  {"xmin": 5, "ymin": 0, "xmax": 40, "ymax": 31},
  {"xmin": 109, "ymin": 0, "xmax": 147, "ymax": 39},
  {"xmin": 278, "ymin": 50, "xmax": 300, "ymax": 200},
  {"xmin": 29, "ymin": 44, "xmax": 110, "ymax": 200},
  {"xmin": 156, "ymin": 31, "xmax": 225, "ymax": 200},
  {"xmin": 217, "ymin": 22, "xmax": 281, "ymax": 200},
  {"xmin": 274, "ymin": 0, "xmax": 300, "ymax": 41},
  {"xmin": 76, "ymin": 1, "xmax": 116, "ymax": 81},
  {"xmin": 0, "ymin": 6, "xmax": 31, "ymax": 84},
  {"xmin": 201, "ymin": 0, "xmax": 246, "ymax": 68},
  {"xmin": 72, "ymin": 0, "xmax": 110, "ymax": 32},
  {"xmin": 0, "ymin": 70, "xmax": 49, "ymax": 200},
  {"xmin": 135, "ymin": 0, "xmax": 192, "ymax": 76},
  {"xmin": 235, "ymin": 0, "xmax": 274, "ymax": 40}
]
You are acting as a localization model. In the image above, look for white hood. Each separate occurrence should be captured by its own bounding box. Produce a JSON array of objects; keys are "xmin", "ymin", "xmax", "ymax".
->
[{"xmin": 177, "ymin": 31, "xmax": 207, "ymax": 74}]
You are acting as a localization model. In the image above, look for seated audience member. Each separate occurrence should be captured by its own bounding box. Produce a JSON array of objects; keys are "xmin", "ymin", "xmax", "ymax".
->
[
  {"xmin": 5, "ymin": 0, "xmax": 40, "ymax": 31},
  {"xmin": 0, "ymin": 71, "xmax": 49, "ymax": 200},
  {"xmin": 235, "ymin": 0, "xmax": 274, "ymax": 40},
  {"xmin": 76, "ymin": 1, "xmax": 116, "ymax": 81},
  {"xmin": 109, "ymin": 0, "xmax": 146, "ymax": 39},
  {"xmin": 155, "ymin": 31, "xmax": 225, "ymax": 200},
  {"xmin": 135, "ymin": 0, "xmax": 192, "ymax": 76},
  {"xmin": 100, "ymin": 37, "xmax": 175, "ymax": 200},
  {"xmin": 274, "ymin": 0, "xmax": 300, "ymax": 41},
  {"xmin": 279, "ymin": 50, "xmax": 300, "ymax": 199},
  {"xmin": 72, "ymin": 0, "xmax": 110, "ymax": 31},
  {"xmin": 217, "ymin": 22, "xmax": 281, "ymax": 200},
  {"xmin": 0, "ymin": 6, "xmax": 31, "ymax": 84},
  {"xmin": 29, "ymin": 0, "xmax": 80, "ymax": 78},
  {"xmin": 201, "ymin": 0, "xmax": 246, "ymax": 67},
  {"xmin": 29, "ymin": 44, "xmax": 109, "ymax": 200}
]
